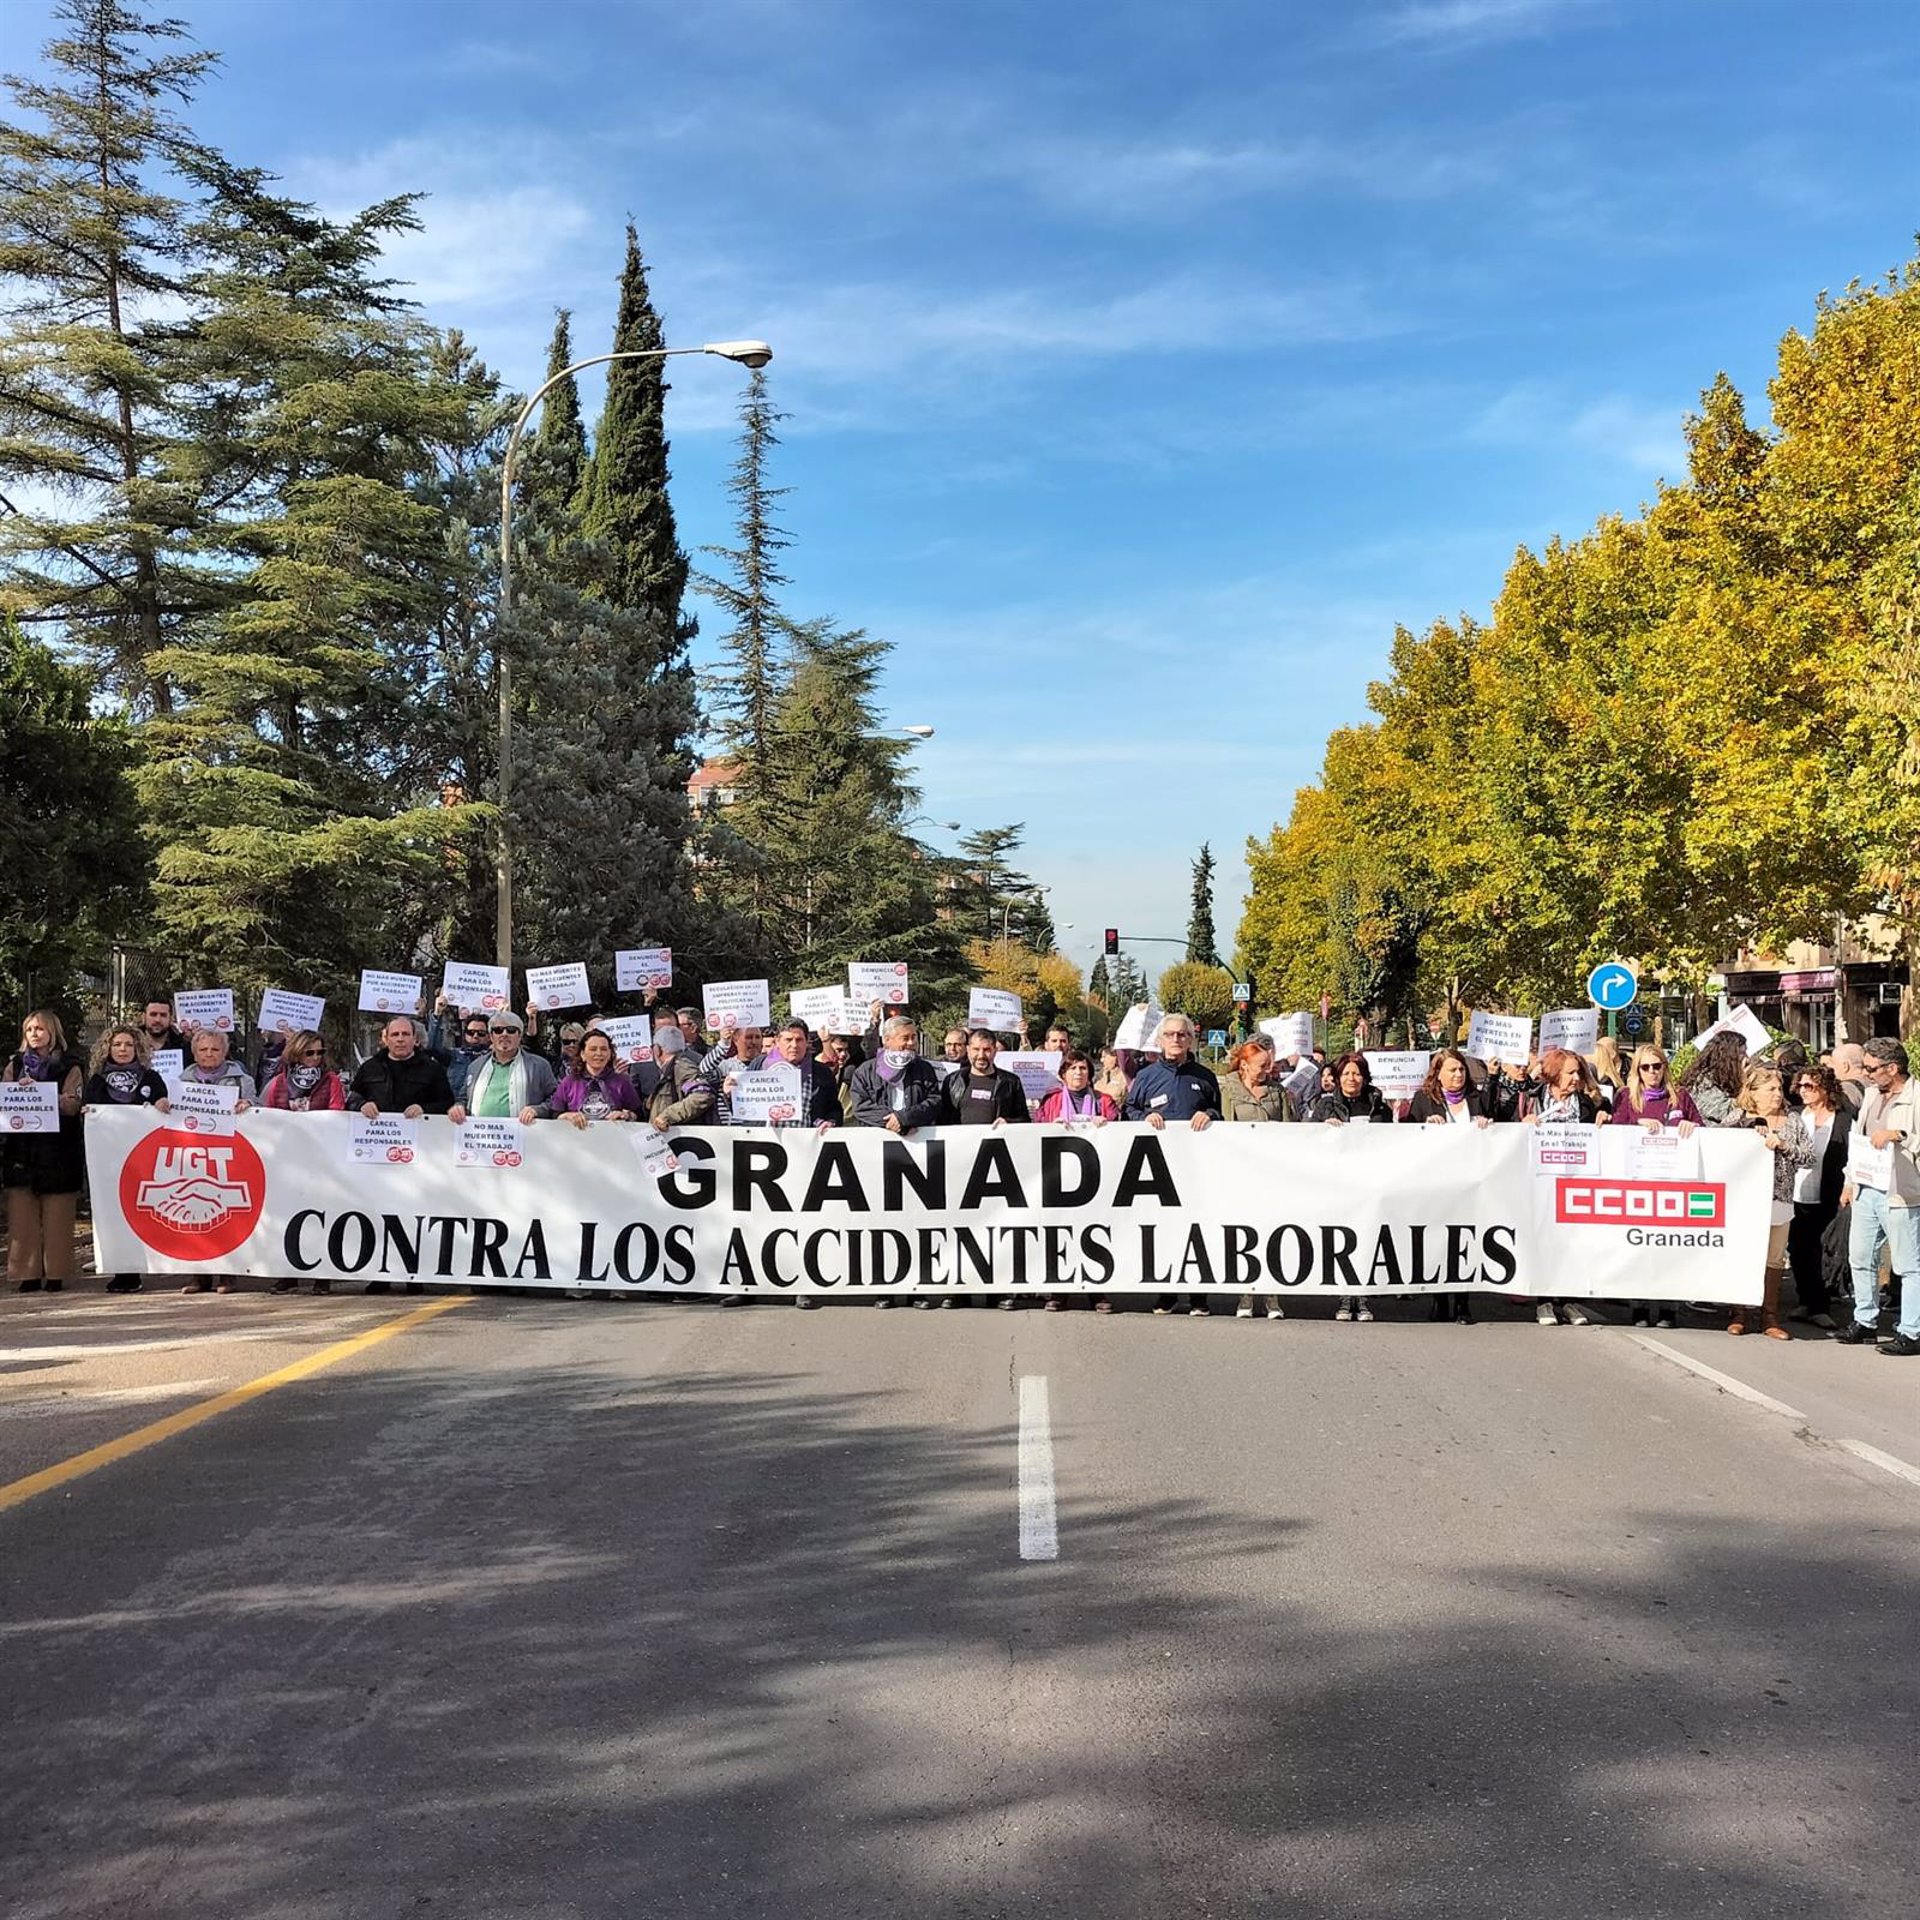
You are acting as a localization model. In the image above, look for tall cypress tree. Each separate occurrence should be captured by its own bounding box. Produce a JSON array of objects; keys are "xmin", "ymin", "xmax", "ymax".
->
[
  {"xmin": 698, "ymin": 368, "xmax": 791, "ymax": 805},
  {"xmin": 575, "ymin": 223, "xmax": 697, "ymax": 788},
  {"xmin": 1187, "ymin": 841, "xmax": 1218, "ymax": 963},
  {"xmin": 523, "ymin": 308, "xmax": 586, "ymax": 529}
]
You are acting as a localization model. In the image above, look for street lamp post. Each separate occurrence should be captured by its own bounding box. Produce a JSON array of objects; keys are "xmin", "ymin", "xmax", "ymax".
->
[{"xmin": 494, "ymin": 340, "xmax": 772, "ymax": 968}]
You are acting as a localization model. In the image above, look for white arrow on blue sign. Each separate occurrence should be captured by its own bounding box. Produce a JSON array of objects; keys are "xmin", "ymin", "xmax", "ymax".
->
[{"xmin": 1586, "ymin": 961, "xmax": 1639, "ymax": 1012}]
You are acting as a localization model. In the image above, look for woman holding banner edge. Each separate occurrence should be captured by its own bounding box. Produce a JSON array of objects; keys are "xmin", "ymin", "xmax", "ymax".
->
[{"xmin": 1507, "ymin": 1047, "xmax": 1604, "ymax": 1327}]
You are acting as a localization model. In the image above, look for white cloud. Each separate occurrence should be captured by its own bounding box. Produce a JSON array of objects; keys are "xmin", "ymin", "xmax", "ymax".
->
[
  {"xmin": 1369, "ymin": 0, "xmax": 1598, "ymax": 48},
  {"xmin": 1466, "ymin": 381, "xmax": 1683, "ymax": 477}
]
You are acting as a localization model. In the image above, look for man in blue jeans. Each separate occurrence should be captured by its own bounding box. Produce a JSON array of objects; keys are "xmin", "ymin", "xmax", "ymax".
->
[{"xmin": 1836, "ymin": 1038, "xmax": 1920, "ymax": 1356}]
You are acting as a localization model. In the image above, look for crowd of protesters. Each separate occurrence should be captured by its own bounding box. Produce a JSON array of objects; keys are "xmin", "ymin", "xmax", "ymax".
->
[{"xmin": 4, "ymin": 988, "xmax": 1914, "ymax": 1354}]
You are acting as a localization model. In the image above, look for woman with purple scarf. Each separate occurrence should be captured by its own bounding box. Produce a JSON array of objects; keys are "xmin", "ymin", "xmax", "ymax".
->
[{"xmin": 549, "ymin": 1030, "xmax": 643, "ymax": 1127}]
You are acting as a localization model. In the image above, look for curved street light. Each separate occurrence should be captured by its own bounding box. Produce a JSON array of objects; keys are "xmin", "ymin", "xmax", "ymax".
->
[{"xmin": 495, "ymin": 342, "xmax": 772, "ymax": 966}]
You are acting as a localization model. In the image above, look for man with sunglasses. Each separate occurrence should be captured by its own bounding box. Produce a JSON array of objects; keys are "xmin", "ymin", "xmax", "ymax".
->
[
  {"xmin": 427, "ymin": 1002, "xmax": 494, "ymax": 1102},
  {"xmin": 1837, "ymin": 1039, "xmax": 1920, "ymax": 1355}
]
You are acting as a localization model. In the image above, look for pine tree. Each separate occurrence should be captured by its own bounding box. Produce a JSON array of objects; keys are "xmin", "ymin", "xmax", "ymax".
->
[
  {"xmin": 0, "ymin": 614, "xmax": 144, "ymax": 1010},
  {"xmin": 1186, "ymin": 841, "xmax": 1217, "ymax": 963},
  {"xmin": 698, "ymin": 368, "xmax": 791, "ymax": 806},
  {"xmin": 575, "ymin": 223, "xmax": 697, "ymax": 789},
  {"xmin": 955, "ymin": 824, "xmax": 1032, "ymax": 944},
  {"xmin": 0, "ymin": 0, "xmax": 220, "ymax": 710}
]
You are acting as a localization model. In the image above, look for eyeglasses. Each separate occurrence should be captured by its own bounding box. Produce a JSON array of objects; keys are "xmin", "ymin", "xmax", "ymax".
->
[
  {"xmin": 1640, "ymin": 1063, "xmax": 1666, "ymax": 1074},
  {"xmin": 490, "ymin": 1026, "xmax": 517, "ymax": 1036},
  {"xmin": 300, "ymin": 1047, "xmax": 326, "ymax": 1059}
]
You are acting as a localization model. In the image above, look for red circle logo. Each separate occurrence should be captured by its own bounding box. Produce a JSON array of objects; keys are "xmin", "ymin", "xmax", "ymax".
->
[
  {"xmin": 492, "ymin": 1149, "xmax": 510, "ymax": 1167},
  {"xmin": 387, "ymin": 1145, "xmax": 413, "ymax": 1164},
  {"xmin": 7, "ymin": 1115, "xmax": 23, "ymax": 1131},
  {"xmin": 547, "ymin": 993, "xmax": 561, "ymax": 1007},
  {"xmin": 215, "ymin": 1016, "xmax": 232, "ymax": 1032},
  {"xmin": 119, "ymin": 1126, "xmax": 266, "ymax": 1262}
]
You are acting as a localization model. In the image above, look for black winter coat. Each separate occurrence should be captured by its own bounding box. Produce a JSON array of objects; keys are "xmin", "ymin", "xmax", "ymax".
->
[
  {"xmin": 347, "ymin": 1049, "xmax": 454, "ymax": 1115},
  {"xmin": 3, "ymin": 1050, "xmax": 87, "ymax": 1194}
]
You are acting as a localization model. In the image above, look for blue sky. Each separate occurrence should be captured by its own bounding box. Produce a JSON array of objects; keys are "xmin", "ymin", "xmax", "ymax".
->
[{"xmin": 13, "ymin": 0, "xmax": 1917, "ymax": 982}]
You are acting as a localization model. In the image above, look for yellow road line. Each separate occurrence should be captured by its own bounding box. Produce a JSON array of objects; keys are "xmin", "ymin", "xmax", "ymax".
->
[{"xmin": 0, "ymin": 1295, "xmax": 471, "ymax": 1516}]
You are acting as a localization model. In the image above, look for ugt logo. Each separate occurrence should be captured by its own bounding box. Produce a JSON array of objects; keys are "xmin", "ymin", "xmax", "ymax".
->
[
  {"xmin": 119, "ymin": 1128, "xmax": 267, "ymax": 1260},
  {"xmin": 1556, "ymin": 1178, "xmax": 1725, "ymax": 1228}
]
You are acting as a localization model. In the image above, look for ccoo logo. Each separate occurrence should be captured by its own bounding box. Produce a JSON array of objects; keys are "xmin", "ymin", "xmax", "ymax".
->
[
  {"xmin": 1556, "ymin": 1178, "xmax": 1725, "ymax": 1228},
  {"xmin": 119, "ymin": 1127, "xmax": 267, "ymax": 1261}
]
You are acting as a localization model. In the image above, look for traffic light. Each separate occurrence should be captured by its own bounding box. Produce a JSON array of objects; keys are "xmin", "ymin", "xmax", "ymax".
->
[{"xmin": 1103, "ymin": 927, "xmax": 1119, "ymax": 957}]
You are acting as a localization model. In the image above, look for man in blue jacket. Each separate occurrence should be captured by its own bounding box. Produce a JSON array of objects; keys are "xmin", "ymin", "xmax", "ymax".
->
[{"xmin": 1123, "ymin": 1014, "xmax": 1221, "ymax": 1131}]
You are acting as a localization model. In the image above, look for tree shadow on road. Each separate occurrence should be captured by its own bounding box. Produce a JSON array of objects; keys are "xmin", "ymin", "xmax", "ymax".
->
[{"xmin": 0, "ymin": 1327, "xmax": 1913, "ymax": 1920}]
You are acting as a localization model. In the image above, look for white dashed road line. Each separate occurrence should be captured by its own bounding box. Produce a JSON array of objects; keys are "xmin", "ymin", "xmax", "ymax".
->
[{"xmin": 1017, "ymin": 1374, "xmax": 1058, "ymax": 1562}]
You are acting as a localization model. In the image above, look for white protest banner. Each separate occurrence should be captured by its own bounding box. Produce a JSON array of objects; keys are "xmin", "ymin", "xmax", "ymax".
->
[
  {"xmin": 1844, "ymin": 1130, "xmax": 1894, "ymax": 1192},
  {"xmin": 443, "ymin": 961, "xmax": 510, "ymax": 1013},
  {"xmin": 596, "ymin": 1015, "xmax": 653, "ymax": 1068},
  {"xmin": 174, "ymin": 989, "xmax": 235, "ymax": 1035},
  {"xmin": 849, "ymin": 960, "xmax": 910, "ymax": 1008},
  {"xmin": 1364, "ymin": 1051, "xmax": 1431, "ymax": 1103},
  {"xmin": 998, "ymin": 1050, "xmax": 1064, "ymax": 1106},
  {"xmin": 1465, "ymin": 1011, "xmax": 1533, "ymax": 1064},
  {"xmin": 1624, "ymin": 1126, "xmax": 1701, "ymax": 1183},
  {"xmin": 790, "ymin": 987, "xmax": 849, "ymax": 1033},
  {"xmin": 1538, "ymin": 1008, "xmax": 1599, "ymax": 1056},
  {"xmin": 346, "ymin": 1112, "xmax": 418, "ymax": 1166},
  {"xmin": 1696, "ymin": 1003, "xmax": 1773, "ymax": 1056},
  {"xmin": 150, "ymin": 1048, "xmax": 184, "ymax": 1093},
  {"xmin": 1113, "ymin": 1003, "xmax": 1165, "ymax": 1052},
  {"xmin": 86, "ymin": 1109, "xmax": 1771, "ymax": 1305},
  {"xmin": 967, "ymin": 987, "xmax": 1024, "ymax": 1034},
  {"xmin": 931, "ymin": 1061, "xmax": 960, "ymax": 1081},
  {"xmin": 615, "ymin": 947, "xmax": 674, "ymax": 992},
  {"xmin": 1259, "ymin": 1012, "xmax": 1317, "ymax": 1059},
  {"xmin": 635, "ymin": 1133, "xmax": 680, "ymax": 1181},
  {"xmin": 357, "ymin": 970, "xmax": 423, "ymax": 1016},
  {"xmin": 258, "ymin": 989, "xmax": 325, "ymax": 1038},
  {"xmin": 0, "ymin": 1079, "xmax": 60, "ymax": 1134},
  {"xmin": 728, "ymin": 1061, "xmax": 803, "ymax": 1125},
  {"xmin": 169, "ymin": 1080, "xmax": 238, "ymax": 1138},
  {"xmin": 454, "ymin": 1117, "xmax": 525, "ymax": 1170},
  {"xmin": 1529, "ymin": 1120, "xmax": 1601, "ymax": 1179},
  {"xmin": 526, "ymin": 962, "xmax": 591, "ymax": 1011}
]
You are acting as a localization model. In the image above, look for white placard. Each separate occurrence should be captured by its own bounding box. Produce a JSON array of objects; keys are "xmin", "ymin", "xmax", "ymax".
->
[
  {"xmin": 170, "ymin": 1080, "xmax": 238, "ymax": 1137},
  {"xmin": 728, "ymin": 1061, "xmax": 803, "ymax": 1125},
  {"xmin": 454, "ymin": 1116, "xmax": 525, "ymax": 1170},
  {"xmin": 849, "ymin": 960, "xmax": 911, "ymax": 1008},
  {"xmin": 0, "ymin": 1080, "xmax": 60, "ymax": 1133},
  {"xmin": 150, "ymin": 1048, "xmax": 184, "ymax": 1092},
  {"xmin": 1529, "ymin": 1120, "xmax": 1601, "ymax": 1179},
  {"xmin": 704, "ymin": 979, "xmax": 772, "ymax": 1034},
  {"xmin": 1465, "ymin": 1012, "xmax": 1533, "ymax": 1064},
  {"xmin": 1538, "ymin": 1009, "xmax": 1599, "ymax": 1056},
  {"xmin": 1845, "ymin": 1130, "xmax": 1895, "ymax": 1192},
  {"xmin": 635, "ymin": 1133, "xmax": 680, "ymax": 1180},
  {"xmin": 258, "ymin": 989, "xmax": 325, "ymax": 1037},
  {"xmin": 931, "ymin": 1060, "xmax": 961, "ymax": 1081},
  {"xmin": 1113, "ymin": 1002, "xmax": 1166, "ymax": 1052},
  {"xmin": 358, "ymin": 970, "xmax": 424, "ymax": 1016},
  {"xmin": 968, "ymin": 987, "xmax": 1024, "ymax": 1033},
  {"xmin": 526, "ymin": 962, "xmax": 591, "ymax": 1011},
  {"xmin": 443, "ymin": 961, "xmax": 510, "ymax": 1013},
  {"xmin": 1364, "ymin": 1051, "xmax": 1431, "ymax": 1103},
  {"xmin": 1259, "ymin": 1013, "xmax": 1316, "ymax": 1058},
  {"xmin": 596, "ymin": 1015, "xmax": 653, "ymax": 1067},
  {"xmin": 1696, "ymin": 1004, "xmax": 1773, "ymax": 1055},
  {"xmin": 174, "ymin": 989, "xmax": 235, "ymax": 1035},
  {"xmin": 347, "ymin": 1112, "xmax": 419, "ymax": 1166},
  {"xmin": 790, "ymin": 987, "xmax": 849, "ymax": 1032},
  {"xmin": 1625, "ymin": 1127, "xmax": 1702, "ymax": 1182},
  {"xmin": 997, "ymin": 1050, "xmax": 1064, "ymax": 1105},
  {"xmin": 615, "ymin": 947, "xmax": 674, "ymax": 992}
]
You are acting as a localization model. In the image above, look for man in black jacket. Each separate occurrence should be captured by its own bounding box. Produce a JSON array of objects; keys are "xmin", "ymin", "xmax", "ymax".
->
[
  {"xmin": 940, "ymin": 1029, "xmax": 1031, "ymax": 1125},
  {"xmin": 848, "ymin": 1016, "xmax": 946, "ymax": 1132},
  {"xmin": 349, "ymin": 1015, "xmax": 455, "ymax": 1120}
]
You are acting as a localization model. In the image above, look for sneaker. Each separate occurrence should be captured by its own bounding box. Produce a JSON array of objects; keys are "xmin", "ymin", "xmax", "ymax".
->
[
  {"xmin": 1334, "ymin": 1302, "xmax": 1353, "ymax": 1322},
  {"xmin": 105, "ymin": 1275, "xmax": 143, "ymax": 1294},
  {"xmin": 1188, "ymin": 1304, "xmax": 1208, "ymax": 1316},
  {"xmin": 1654, "ymin": 1313, "xmax": 1678, "ymax": 1330},
  {"xmin": 1536, "ymin": 1303, "xmax": 1559, "ymax": 1326},
  {"xmin": 795, "ymin": 1296, "xmax": 821, "ymax": 1310},
  {"xmin": 1881, "ymin": 1334, "xmax": 1920, "ymax": 1357},
  {"xmin": 1094, "ymin": 1300, "xmax": 1113, "ymax": 1314},
  {"xmin": 1354, "ymin": 1303, "xmax": 1374, "ymax": 1323},
  {"xmin": 1835, "ymin": 1320, "xmax": 1881, "ymax": 1345},
  {"xmin": 1235, "ymin": 1303, "xmax": 1254, "ymax": 1318},
  {"xmin": 1153, "ymin": 1304, "xmax": 1173, "ymax": 1315},
  {"xmin": 1630, "ymin": 1308, "xmax": 1650, "ymax": 1328},
  {"xmin": 1262, "ymin": 1302, "xmax": 1285, "ymax": 1319},
  {"xmin": 1563, "ymin": 1303, "xmax": 1596, "ymax": 1327},
  {"xmin": 876, "ymin": 1298, "xmax": 897, "ymax": 1308}
]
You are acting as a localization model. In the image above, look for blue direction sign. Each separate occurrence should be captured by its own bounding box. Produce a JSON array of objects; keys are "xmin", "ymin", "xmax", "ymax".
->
[
  {"xmin": 1587, "ymin": 961, "xmax": 1638, "ymax": 1012},
  {"xmin": 1621, "ymin": 1005, "xmax": 1649, "ymax": 1039}
]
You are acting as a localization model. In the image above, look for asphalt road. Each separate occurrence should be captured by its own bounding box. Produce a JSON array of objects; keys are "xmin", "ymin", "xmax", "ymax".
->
[{"xmin": 1, "ymin": 1289, "xmax": 1915, "ymax": 1919}]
